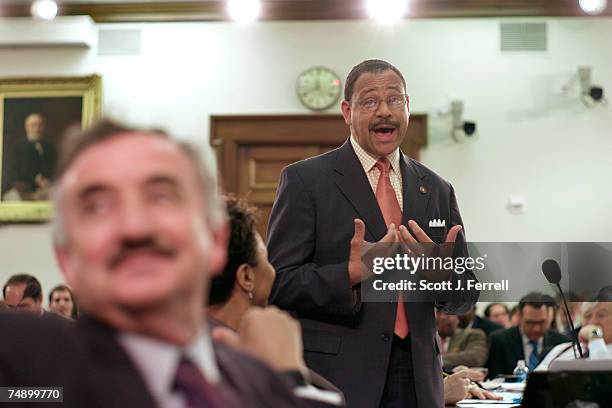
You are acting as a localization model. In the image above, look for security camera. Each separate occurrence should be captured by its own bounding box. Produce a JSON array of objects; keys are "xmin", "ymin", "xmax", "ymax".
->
[
  {"xmin": 589, "ymin": 86, "xmax": 604, "ymax": 101},
  {"xmin": 463, "ymin": 121, "xmax": 477, "ymax": 136},
  {"xmin": 450, "ymin": 100, "xmax": 478, "ymax": 141},
  {"xmin": 579, "ymin": 66, "xmax": 608, "ymax": 107}
]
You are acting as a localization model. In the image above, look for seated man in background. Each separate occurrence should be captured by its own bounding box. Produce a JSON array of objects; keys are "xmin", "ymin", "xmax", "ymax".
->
[
  {"xmin": 48, "ymin": 284, "xmax": 78, "ymax": 319},
  {"xmin": 459, "ymin": 304, "xmax": 504, "ymax": 337},
  {"xmin": 484, "ymin": 303, "xmax": 511, "ymax": 329},
  {"xmin": 542, "ymin": 294, "xmax": 558, "ymax": 331},
  {"xmin": 536, "ymin": 289, "xmax": 612, "ymax": 371},
  {"xmin": 0, "ymin": 118, "xmax": 333, "ymax": 408},
  {"xmin": 486, "ymin": 292, "xmax": 569, "ymax": 378},
  {"xmin": 209, "ymin": 197, "xmax": 345, "ymax": 406},
  {"xmin": 437, "ymin": 310, "xmax": 488, "ymax": 371},
  {"xmin": 509, "ymin": 305, "xmax": 520, "ymax": 327},
  {"xmin": 553, "ymin": 292, "xmax": 582, "ymax": 337},
  {"xmin": 2, "ymin": 273, "xmax": 41, "ymax": 309},
  {"xmin": 17, "ymin": 280, "xmax": 45, "ymax": 315}
]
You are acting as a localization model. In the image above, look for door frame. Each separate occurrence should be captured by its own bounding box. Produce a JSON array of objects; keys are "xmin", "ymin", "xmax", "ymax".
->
[{"xmin": 210, "ymin": 113, "xmax": 427, "ymax": 193}]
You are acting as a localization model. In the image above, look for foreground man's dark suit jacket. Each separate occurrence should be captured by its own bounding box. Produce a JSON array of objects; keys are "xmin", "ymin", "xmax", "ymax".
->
[
  {"xmin": 208, "ymin": 316, "xmax": 346, "ymax": 406},
  {"xmin": 0, "ymin": 313, "xmax": 325, "ymax": 408},
  {"xmin": 267, "ymin": 140, "xmax": 480, "ymax": 408}
]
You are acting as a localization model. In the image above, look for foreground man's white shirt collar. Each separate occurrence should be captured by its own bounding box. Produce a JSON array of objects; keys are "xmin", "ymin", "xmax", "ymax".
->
[{"xmin": 119, "ymin": 326, "xmax": 220, "ymax": 408}]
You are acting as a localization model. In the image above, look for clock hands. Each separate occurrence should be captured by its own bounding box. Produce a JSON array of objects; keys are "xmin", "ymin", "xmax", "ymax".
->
[{"xmin": 297, "ymin": 67, "xmax": 341, "ymax": 110}]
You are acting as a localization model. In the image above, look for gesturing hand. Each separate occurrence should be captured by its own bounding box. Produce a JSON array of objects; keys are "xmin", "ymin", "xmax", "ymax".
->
[
  {"xmin": 348, "ymin": 219, "xmax": 399, "ymax": 286},
  {"xmin": 397, "ymin": 220, "xmax": 463, "ymax": 279}
]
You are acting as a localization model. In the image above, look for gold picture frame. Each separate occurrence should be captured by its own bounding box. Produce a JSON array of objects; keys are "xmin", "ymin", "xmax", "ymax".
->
[{"xmin": 0, "ymin": 75, "xmax": 102, "ymax": 222}]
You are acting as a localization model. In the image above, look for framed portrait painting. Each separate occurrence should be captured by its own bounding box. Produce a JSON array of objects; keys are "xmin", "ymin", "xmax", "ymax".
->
[{"xmin": 0, "ymin": 75, "xmax": 102, "ymax": 222}]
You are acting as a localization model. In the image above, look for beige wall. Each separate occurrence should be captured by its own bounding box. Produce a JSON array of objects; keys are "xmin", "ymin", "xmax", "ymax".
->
[{"xmin": 1, "ymin": 17, "xmax": 611, "ymax": 298}]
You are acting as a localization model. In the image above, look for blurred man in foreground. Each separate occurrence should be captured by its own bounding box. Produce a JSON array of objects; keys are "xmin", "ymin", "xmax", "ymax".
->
[{"xmin": 0, "ymin": 119, "xmax": 332, "ymax": 408}]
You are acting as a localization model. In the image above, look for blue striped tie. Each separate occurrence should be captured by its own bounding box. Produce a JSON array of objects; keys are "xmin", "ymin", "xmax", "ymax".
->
[{"xmin": 528, "ymin": 340, "xmax": 540, "ymax": 371}]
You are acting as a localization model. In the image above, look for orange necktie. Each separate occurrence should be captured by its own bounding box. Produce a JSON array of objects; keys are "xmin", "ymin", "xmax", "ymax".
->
[{"xmin": 374, "ymin": 158, "xmax": 409, "ymax": 339}]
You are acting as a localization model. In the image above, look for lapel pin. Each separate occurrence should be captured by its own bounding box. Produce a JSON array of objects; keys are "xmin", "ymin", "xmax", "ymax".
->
[{"xmin": 419, "ymin": 185, "xmax": 427, "ymax": 194}]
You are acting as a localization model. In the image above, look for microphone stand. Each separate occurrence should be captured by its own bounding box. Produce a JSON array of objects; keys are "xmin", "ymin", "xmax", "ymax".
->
[{"xmin": 556, "ymin": 282, "xmax": 583, "ymax": 358}]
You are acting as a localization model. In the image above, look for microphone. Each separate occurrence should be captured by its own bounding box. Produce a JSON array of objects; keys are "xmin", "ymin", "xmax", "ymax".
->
[
  {"xmin": 541, "ymin": 259, "xmax": 561, "ymax": 284},
  {"xmin": 541, "ymin": 259, "xmax": 583, "ymax": 358}
]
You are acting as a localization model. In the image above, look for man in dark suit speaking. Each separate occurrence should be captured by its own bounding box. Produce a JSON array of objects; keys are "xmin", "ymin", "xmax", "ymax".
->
[{"xmin": 267, "ymin": 59, "xmax": 479, "ymax": 408}]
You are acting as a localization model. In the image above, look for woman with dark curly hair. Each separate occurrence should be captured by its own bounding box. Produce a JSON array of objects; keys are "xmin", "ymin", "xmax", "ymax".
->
[{"xmin": 208, "ymin": 197, "xmax": 275, "ymax": 330}]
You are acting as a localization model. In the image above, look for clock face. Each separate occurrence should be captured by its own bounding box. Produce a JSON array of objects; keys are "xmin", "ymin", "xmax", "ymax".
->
[{"xmin": 296, "ymin": 67, "xmax": 342, "ymax": 111}]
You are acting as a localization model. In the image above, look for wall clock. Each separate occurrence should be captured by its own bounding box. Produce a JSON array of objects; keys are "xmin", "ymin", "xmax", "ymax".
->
[{"xmin": 296, "ymin": 66, "xmax": 342, "ymax": 111}]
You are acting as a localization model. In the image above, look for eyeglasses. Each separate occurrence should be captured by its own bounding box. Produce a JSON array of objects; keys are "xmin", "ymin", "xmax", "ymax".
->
[{"xmin": 353, "ymin": 94, "xmax": 408, "ymax": 112}]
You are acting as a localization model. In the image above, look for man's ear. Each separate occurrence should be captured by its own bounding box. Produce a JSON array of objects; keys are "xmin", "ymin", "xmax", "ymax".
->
[
  {"xmin": 54, "ymin": 245, "xmax": 76, "ymax": 289},
  {"xmin": 208, "ymin": 223, "xmax": 229, "ymax": 277},
  {"xmin": 235, "ymin": 264, "xmax": 255, "ymax": 292},
  {"xmin": 341, "ymin": 100, "xmax": 352, "ymax": 126}
]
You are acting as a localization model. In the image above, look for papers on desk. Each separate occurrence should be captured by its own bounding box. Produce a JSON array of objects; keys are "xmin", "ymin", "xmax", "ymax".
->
[
  {"xmin": 457, "ymin": 404, "xmax": 519, "ymax": 407},
  {"xmin": 294, "ymin": 385, "xmax": 344, "ymax": 406},
  {"xmin": 500, "ymin": 382, "xmax": 525, "ymax": 392},
  {"xmin": 480, "ymin": 378, "xmax": 504, "ymax": 390},
  {"xmin": 480, "ymin": 379, "xmax": 525, "ymax": 392},
  {"xmin": 457, "ymin": 391, "xmax": 522, "ymax": 407}
]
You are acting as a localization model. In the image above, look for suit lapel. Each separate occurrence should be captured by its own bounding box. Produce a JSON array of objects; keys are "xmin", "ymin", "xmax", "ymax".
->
[
  {"xmin": 447, "ymin": 331, "xmax": 458, "ymax": 352},
  {"xmin": 400, "ymin": 153, "xmax": 431, "ymax": 228},
  {"xmin": 209, "ymin": 321, "xmax": 252, "ymax": 394},
  {"xmin": 332, "ymin": 141, "xmax": 433, "ymax": 238},
  {"xmin": 333, "ymin": 140, "xmax": 387, "ymax": 240},
  {"xmin": 511, "ymin": 326, "xmax": 525, "ymax": 360},
  {"xmin": 448, "ymin": 329, "xmax": 466, "ymax": 352},
  {"xmin": 542, "ymin": 331, "xmax": 556, "ymax": 348},
  {"xmin": 78, "ymin": 318, "xmax": 157, "ymax": 408}
]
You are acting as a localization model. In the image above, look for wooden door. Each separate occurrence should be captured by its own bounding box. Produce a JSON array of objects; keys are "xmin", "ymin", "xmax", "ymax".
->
[{"xmin": 211, "ymin": 114, "xmax": 427, "ymax": 239}]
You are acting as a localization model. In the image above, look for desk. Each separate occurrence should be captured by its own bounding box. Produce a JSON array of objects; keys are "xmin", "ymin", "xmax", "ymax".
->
[{"xmin": 447, "ymin": 382, "xmax": 524, "ymax": 407}]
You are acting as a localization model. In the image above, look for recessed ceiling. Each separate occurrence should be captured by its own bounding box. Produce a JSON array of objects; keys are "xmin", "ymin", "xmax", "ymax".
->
[
  {"xmin": 1, "ymin": 0, "xmax": 610, "ymax": 22},
  {"xmin": 9, "ymin": 0, "xmax": 208, "ymax": 3}
]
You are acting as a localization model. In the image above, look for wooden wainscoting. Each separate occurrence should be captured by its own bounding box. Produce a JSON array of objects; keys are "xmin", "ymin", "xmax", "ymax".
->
[{"xmin": 210, "ymin": 114, "xmax": 427, "ymax": 239}]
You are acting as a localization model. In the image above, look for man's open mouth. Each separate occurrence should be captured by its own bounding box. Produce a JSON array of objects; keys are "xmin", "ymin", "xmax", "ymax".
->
[{"xmin": 372, "ymin": 125, "xmax": 397, "ymax": 137}]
